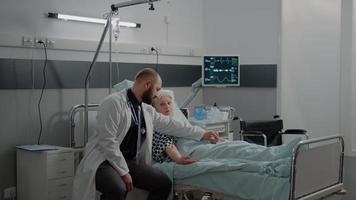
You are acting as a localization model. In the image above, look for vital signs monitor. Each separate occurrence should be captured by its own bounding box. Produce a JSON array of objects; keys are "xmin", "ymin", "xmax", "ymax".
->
[{"xmin": 202, "ymin": 55, "xmax": 240, "ymax": 87}]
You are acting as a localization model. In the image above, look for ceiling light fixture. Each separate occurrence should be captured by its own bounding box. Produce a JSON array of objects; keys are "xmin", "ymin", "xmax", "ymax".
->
[{"xmin": 47, "ymin": 12, "xmax": 141, "ymax": 28}]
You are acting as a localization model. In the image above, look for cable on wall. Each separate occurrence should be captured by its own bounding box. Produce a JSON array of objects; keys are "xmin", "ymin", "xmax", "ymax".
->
[
  {"xmin": 116, "ymin": 62, "xmax": 120, "ymax": 83},
  {"xmin": 151, "ymin": 47, "xmax": 159, "ymax": 72},
  {"xmin": 37, "ymin": 41, "xmax": 48, "ymax": 145}
]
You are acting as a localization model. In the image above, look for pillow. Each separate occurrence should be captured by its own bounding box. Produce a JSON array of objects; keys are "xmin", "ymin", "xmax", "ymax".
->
[{"xmin": 113, "ymin": 79, "xmax": 134, "ymax": 92}]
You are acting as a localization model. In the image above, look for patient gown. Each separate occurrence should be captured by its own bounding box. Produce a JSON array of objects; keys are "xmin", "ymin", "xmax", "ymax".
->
[{"xmin": 152, "ymin": 131, "xmax": 177, "ymax": 163}]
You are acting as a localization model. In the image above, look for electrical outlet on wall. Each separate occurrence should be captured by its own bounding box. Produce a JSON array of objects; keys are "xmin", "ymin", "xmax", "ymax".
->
[
  {"xmin": 3, "ymin": 187, "xmax": 16, "ymax": 199},
  {"xmin": 34, "ymin": 37, "xmax": 46, "ymax": 47},
  {"xmin": 46, "ymin": 39, "xmax": 55, "ymax": 48},
  {"xmin": 140, "ymin": 48, "xmax": 148, "ymax": 54},
  {"xmin": 151, "ymin": 46, "xmax": 161, "ymax": 54},
  {"xmin": 22, "ymin": 36, "xmax": 55, "ymax": 48},
  {"xmin": 22, "ymin": 36, "xmax": 34, "ymax": 47}
]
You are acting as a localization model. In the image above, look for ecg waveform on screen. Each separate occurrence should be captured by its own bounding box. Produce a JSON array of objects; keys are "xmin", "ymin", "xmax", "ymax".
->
[
  {"xmin": 209, "ymin": 76, "xmax": 236, "ymax": 83},
  {"xmin": 203, "ymin": 56, "xmax": 239, "ymax": 85}
]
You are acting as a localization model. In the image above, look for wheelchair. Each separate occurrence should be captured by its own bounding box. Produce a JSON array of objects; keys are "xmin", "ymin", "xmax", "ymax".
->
[{"xmin": 239, "ymin": 115, "xmax": 308, "ymax": 146}]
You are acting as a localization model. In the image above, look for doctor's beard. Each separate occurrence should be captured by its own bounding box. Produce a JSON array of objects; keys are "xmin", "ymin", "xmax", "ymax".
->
[{"xmin": 142, "ymin": 86, "xmax": 155, "ymax": 104}]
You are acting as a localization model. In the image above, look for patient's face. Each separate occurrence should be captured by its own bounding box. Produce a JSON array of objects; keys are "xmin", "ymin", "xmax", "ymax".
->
[{"xmin": 154, "ymin": 96, "xmax": 173, "ymax": 116}]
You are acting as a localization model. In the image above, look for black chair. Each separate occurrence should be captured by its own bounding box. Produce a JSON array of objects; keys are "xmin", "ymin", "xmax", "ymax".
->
[{"xmin": 239, "ymin": 116, "xmax": 307, "ymax": 147}]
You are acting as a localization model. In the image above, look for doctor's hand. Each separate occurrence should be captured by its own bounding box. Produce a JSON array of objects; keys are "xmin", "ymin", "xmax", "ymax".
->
[
  {"xmin": 201, "ymin": 131, "xmax": 220, "ymax": 144},
  {"xmin": 121, "ymin": 173, "xmax": 133, "ymax": 192}
]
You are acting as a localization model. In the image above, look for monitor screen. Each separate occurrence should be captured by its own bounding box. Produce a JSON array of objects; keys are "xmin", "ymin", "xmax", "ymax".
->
[{"xmin": 202, "ymin": 55, "xmax": 240, "ymax": 87}]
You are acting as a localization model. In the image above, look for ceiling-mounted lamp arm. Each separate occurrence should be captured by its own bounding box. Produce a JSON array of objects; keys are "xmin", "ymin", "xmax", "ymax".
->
[
  {"xmin": 180, "ymin": 78, "xmax": 203, "ymax": 109},
  {"xmin": 84, "ymin": 14, "xmax": 112, "ymax": 144},
  {"xmin": 111, "ymin": 0, "xmax": 159, "ymax": 11}
]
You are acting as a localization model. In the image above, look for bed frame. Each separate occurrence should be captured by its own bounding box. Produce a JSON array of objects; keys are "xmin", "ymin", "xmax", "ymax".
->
[
  {"xmin": 290, "ymin": 135, "xmax": 345, "ymax": 200},
  {"xmin": 69, "ymin": 104, "xmax": 346, "ymax": 200}
]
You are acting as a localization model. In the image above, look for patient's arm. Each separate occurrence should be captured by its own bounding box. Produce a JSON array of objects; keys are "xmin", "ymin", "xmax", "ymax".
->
[{"xmin": 165, "ymin": 144, "xmax": 196, "ymax": 165}]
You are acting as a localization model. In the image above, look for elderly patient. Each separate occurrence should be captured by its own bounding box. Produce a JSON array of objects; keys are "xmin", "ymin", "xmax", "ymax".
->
[
  {"xmin": 151, "ymin": 90, "xmax": 302, "ymax": 167},
  {"xmin": 151, "ymin": 90, "xmax": 196, "ymax": 164}
]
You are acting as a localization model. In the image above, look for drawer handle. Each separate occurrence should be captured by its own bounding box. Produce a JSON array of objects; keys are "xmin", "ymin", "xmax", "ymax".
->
[
  {"xmin": 58, "ymin": 171, "xmax": 67, "ymax": 174},
  {"xmin": 58, "ymin": 183, "xmax": 68, "ymax": 187},
  {"xmin": 59, "ymin": 159, "xmax": 67, "ymax": 162},
  {"xmin": 58, "ymin": 196, "xmax": 67, "ymax": 199}
]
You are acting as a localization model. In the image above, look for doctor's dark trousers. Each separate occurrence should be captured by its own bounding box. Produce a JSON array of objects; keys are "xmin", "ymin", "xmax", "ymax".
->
[{"xmin": 95, "ymin": 160, "xmax": 172, "ymax": 200}]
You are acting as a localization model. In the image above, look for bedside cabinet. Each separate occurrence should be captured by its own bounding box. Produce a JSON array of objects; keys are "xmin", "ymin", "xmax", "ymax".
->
[{"xmin": 17, "ymin": 146, "xmax": 74, "ymax": 200}]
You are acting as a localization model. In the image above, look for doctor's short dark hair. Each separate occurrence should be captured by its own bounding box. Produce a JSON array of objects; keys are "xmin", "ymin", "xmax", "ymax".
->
[{"xmin": 135, "ymin": 68, "xmax": 160, "ymax": 83}]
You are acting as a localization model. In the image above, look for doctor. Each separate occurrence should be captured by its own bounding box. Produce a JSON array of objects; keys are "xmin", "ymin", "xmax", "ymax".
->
[{"xmin": 72, "ymin": 68, "xmax": 219, "ymax": 200}]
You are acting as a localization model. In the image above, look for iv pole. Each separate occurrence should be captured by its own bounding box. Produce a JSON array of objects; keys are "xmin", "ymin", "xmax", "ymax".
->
[{"xmin": 84, "ymin": 0, "xmax": 159, "ymax": 144}]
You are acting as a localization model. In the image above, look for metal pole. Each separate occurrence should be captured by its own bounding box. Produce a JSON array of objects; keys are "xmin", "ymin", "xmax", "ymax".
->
[
  {"xmin": 84, "ymin": 13, "xmax": 112, "ymax": 144},
  {"xmin": 109, "ymin": 18, "xmax": 113, "ymax": 94},
  {"xmin": 339, "ymin": 137, "xmax": 344, "ymax": 183},
  {"xmin": 69, "ymin": 104, "xmax": 99, "ymax": 147},
  {"xmin": 111, "ymin": 0, "xmax": 159, "ymax": 11}
]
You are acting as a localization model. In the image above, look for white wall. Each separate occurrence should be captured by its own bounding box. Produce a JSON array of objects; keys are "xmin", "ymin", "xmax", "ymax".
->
[
  {"xmin": 340, "ymin": 0, "xmax": 354, "ymax": 158},
  {"xmin": 202, "ymin": 0, "xmax": 281, "ymax": 120},
  {"xmin": 281, "ymin": 0, "xmax": 341, "ymax": 138},
  {"xmin": 0, "ymin": 0, "xmax": 203, "ymax": 48},
  {"xmin": 351, "ymin": 0, "xmax": 356, "ymax": 157},
  {"xmin": 202, "ymin": 0, "xmax": 280, "ymax": 64},
  {"xmin": 339, "ymin": 0, "xmax": 356, "ymax": 196},
  {"xmin": 0, "ymin": 0, "xmax": 205, "ymax": 66}
]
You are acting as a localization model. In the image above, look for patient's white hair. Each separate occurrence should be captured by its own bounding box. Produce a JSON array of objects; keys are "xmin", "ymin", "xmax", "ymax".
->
[
  {"xmin": 154, "ymin": 89, "xmax": 190, "ymax": 124},
  {"xmin": 156, "ymin": 89, "xmax": 175, "ymax": 101}
]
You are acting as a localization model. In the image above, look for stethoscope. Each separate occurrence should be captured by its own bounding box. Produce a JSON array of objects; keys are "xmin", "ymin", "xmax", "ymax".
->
[
  {"xmin": 127, "ymin": 92, "xmax": 146, "ymax": 137},
  {"xmin": 127, "ymin": 90, "xmax": 146, "ymax": 164},
  {"xmin": 128, "ymin": 101, "xmax": 146, "ymax": 135}
]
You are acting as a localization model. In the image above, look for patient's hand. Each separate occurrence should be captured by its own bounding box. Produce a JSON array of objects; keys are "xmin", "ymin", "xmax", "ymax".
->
[
  {"xmin": 175, "ymin": 156, "xmax": 196, "ymax": 165},
  {"xmin": 202, "ymin": 131, "xmax": 220, "ymax": 144},
  {"xmin": 165, "ymin": 144, "xmax": 196, "ymax": 165}
]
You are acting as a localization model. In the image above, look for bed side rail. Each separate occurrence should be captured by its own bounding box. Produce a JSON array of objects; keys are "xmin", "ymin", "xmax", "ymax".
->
[
  {"xmin": 290, "ymin": 135, "xmax": 344, "ymax": 200},
  {"xmin": 68, "ymin": 104, "xmax": 99, "ymax": 147}
]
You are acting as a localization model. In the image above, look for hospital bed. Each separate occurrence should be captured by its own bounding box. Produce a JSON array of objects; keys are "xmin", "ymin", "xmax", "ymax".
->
[
  {"xmin": 170, "ymin": 135, "xmax": 345, "ymax": 200},
  {"xmin": 68, "ymin": 104, "xmax": 346, "ymax": 200}
]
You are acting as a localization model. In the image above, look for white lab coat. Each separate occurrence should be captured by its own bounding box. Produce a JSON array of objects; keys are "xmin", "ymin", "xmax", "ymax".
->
[{"xmin": 72, "ymin": 90, "xmax": 205, "ymax": 200}]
